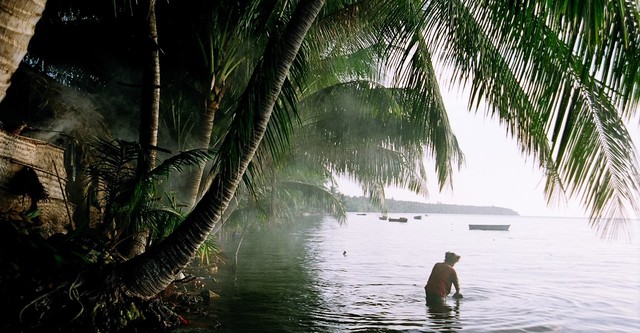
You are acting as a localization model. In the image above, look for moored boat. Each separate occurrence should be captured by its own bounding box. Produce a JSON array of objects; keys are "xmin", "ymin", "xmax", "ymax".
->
[
  {"xmin": 388, "ymin": 217, "xmax": 408, "ymax": 222},
  {"xmin": 469, "ymin": 224, "xmax": 510, "ymax": 231}
]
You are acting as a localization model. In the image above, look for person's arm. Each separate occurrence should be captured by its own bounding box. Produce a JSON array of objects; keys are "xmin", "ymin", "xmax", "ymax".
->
[{"xmin": 452, "ymin": 271, "xmax": 463, "ymax": 298}]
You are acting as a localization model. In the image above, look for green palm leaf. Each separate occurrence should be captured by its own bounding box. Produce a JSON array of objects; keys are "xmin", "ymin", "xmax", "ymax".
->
[
  {"xmin": 148, "ymin": 148, "xmax": 212, "ymax": 180},
  {"xmin": 413, "ymin": 0, "xmax": 640, "ymax": 235}
]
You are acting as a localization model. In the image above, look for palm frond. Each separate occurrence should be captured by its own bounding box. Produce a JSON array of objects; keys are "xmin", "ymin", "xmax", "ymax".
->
[
  {"xmin": 242, "ymin": 42, "xmax": 307, "ymax": 195},
  {"xmin": 418, "ymin": 0, "xmax": 640, "ymax": 230},
  {"xmin": 360, "ymin": 181, "xmax": 388, "ymax": 215},
  {"xmin": 149, "ymin": 148, "xmax": 212, "ymax": 180},
  {"xmin": 528, "ymin": 0, "xmax": 640, "ymax": 112},
  {"xmin": 194, "ymin": 237, "xmax": 223, "ymax": 267},
  {"xmin": 84, "ymin": 138, "xmax": 139, "ymax": 208},
  {"xmin": 311, "ymin": 1, "xmax": 381, "ymax": 58},
  {"xmin": 277, "ymin": 180, "xmax": 347, "ymax": 222},
  {"xmin": 296, "ymin": 78, "xmax": 459, "ymax": 196},
  {"xmin": 146, "ymin": 205, "xmax": 187, "ymax": 241}
]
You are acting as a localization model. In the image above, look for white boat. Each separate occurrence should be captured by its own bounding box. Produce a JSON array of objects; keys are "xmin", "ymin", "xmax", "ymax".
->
[
  {"xmin": 469, "ymin": 224, "xmax": 510, "ymax": 231},
  {"xmin": 388, "ymin": 217, "xmax": 408, "ymax": 222}
]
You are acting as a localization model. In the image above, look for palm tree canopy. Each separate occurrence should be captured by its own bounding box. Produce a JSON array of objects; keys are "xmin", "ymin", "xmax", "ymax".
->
[
  {"xmin": 368, "ymin": 0, "xmax": 640, "ymax": 235},
  {"xmin": 279, "ymin": 0, "xmax": 640, "ymax": 236},
  {"xmin": 0, "ymin": 0, "xmax": 636, "ymax": 240}
]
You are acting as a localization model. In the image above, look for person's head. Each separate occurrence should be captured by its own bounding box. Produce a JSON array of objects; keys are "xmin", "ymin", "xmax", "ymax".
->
[{"xmin": 444, "ymin": 252, "xmax": 461, "ymax": 265}]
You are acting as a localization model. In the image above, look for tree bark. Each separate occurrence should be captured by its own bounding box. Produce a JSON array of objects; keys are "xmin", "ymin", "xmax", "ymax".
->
[
  {"xmin": 138, "ymin": 0, "xmax": 160, "ymax": 172},
  {"xmin": 125, "ymin": 0, "xmax": 160, "ymax": 259},
  {"xmin": 0, "ymin": 0, "xmax": 47, "ymax": 103},
  {"xmin": 184, "ymin": 83, "xmax": 224, "ymax": 208},
  {"xmin": 118, "ymin": 0, "xmax": 326, "ymax": 299}
]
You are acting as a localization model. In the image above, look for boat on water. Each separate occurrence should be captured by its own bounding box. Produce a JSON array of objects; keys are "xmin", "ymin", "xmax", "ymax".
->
[
  {"xmin": 413, "ymin": 215, "xmax": 422, "ymax": 220},
  {"xmin": 469, "ymin": 224, "xmax": 510, "ymax": 231},
  {"xmin": 356, "ymin": 213, "xmax": 367, "ymax": 216},
  {"xmin": 388, "ymin": 217, "xmax": 408, "ymax": 222},
  {"xmin": 379, "ymin": 216, "xmax": 388, "ymax": 220}
]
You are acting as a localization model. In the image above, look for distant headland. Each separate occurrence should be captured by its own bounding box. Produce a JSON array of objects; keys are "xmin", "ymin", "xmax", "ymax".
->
[{"xmin": 343, "ymin": 196, "xmax": 519, "ymax": 216}]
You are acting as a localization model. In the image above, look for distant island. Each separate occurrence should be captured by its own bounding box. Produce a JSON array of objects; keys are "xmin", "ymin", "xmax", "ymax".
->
[{"xmin": 343, "ymin": 196, "xmax": 519, "ymax": 216}]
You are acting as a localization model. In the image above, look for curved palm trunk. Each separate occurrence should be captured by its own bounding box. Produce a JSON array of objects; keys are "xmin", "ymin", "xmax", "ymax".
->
[
  {"xmin": 0, "ymin": 0, "xmax": 47, "ymax": 103},
  {"xmin": 118, "ymin": 0, "xmax": 326, "ymax": 299}
]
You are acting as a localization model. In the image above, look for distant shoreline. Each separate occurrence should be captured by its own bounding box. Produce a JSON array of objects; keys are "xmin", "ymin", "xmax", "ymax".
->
[{"xmin": 343, "ymin": 196, "xmax": 519, "ymax": 216}]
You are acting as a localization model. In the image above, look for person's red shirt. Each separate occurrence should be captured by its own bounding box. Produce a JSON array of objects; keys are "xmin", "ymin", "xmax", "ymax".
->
[{"xmin": 425, "ymin": 262, "xmax": 458, "ymax": 297}]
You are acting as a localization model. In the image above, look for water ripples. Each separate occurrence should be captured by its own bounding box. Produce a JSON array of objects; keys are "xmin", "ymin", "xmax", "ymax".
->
[{"xmin": 205, "ymin": 214, "xmax": 640, "ymax": 332}]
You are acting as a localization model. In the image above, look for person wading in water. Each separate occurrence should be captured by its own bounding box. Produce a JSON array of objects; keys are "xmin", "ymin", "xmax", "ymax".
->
[{"xmin": 425, "ymin": 252, "xmax": 463, "ymax": 305}]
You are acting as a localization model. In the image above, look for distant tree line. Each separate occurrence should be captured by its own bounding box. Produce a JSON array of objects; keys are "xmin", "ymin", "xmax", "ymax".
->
[{"xmin": 342, "ymin": 196, "xmax": 519, "ymax": 216}]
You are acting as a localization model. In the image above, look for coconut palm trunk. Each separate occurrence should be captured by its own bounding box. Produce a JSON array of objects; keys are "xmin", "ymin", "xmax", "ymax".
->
[
  {"xmin": 118, "ymin": 0, "xmax": 326, "ymax": 299},
  {"xmin": 184, "ymin": 87, "xmax": 221, "ymax": 208},
  {"xmin": 124, "ymin": 0, "xmax": 160, "ymax": 258},
  {"xmin": 0, "ymin": 0, "xmax": 47, "ymax": 103},
  {"xmin": 138, "ymin": 0, "xmax": 160, "ymax": 172}
]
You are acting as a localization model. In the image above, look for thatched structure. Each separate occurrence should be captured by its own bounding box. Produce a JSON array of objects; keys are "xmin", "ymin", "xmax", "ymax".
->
[{"xmin": 0, "ymin": 130, "xmax": 73, "ymax": 237}]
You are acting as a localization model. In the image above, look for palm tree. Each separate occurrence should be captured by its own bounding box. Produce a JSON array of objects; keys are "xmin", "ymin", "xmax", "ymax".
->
[
  {"xmin": 119, "ymin": 0, "xmax": 640, "ymax": 300},
  {"xmin": 123, "ymin": 0, "xmax": 162, "ymax": 258},
  {"xmin": 117, "ymin": 0, "xmax": 327, "ymax": 299},
  {"xmin": 0, "ymin": 0, "xmax": 47, "ymax": 102},
  {"xmin": 303, "ymin": 0, "xmax": 640, "ymax": 234},
  {"xmin": 84, "ymin": 137, "xmax": 210, "ymax": 257},
  {"xmin": 413, "ymin": 0, "xmax": 640, "ymax": 235},
  {"xmin": 292, "ymin": 37, "xmax": 464, "ymax": 207},
  {"xmin": 220, "ymin": 1, "xmax": 466, "ymax": 220},
  {"xmin": 138, "ymin": 0, "xmax": 161, "ymax": 173},
  {"xmin": 223, "ymin": 155, "xmax": 349, "ymax": 226},
  {"xmin": 180, "ymin": 2, "xmax": 263, "ymax": 208},
  {"xmin": 0, "ymin": 0, "xmax": 638, "ymax": 325}
]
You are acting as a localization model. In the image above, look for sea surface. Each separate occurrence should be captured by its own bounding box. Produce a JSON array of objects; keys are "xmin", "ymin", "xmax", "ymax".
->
[{"xmin": 181, "ymin": 213, "xmax": 640, "ymax": 332}]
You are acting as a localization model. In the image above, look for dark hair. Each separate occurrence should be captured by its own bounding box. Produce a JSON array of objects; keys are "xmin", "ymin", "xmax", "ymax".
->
[{"xmin": 445, "ymin": 252, "xmax": 461, "ymax": 263}]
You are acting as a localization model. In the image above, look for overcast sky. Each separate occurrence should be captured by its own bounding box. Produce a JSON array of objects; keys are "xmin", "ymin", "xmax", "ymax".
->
[{"xmin": 337, "ymin": 87, "xmax": 640, "ymax": 218}]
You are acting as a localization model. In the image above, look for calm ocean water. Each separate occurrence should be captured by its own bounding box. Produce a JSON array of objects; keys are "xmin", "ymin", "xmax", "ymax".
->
[{"xmin": 184, "ymin": 213, "xmax": 640, "ymax": 332}]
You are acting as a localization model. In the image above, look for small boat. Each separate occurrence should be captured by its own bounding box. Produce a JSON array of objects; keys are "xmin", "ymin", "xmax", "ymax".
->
[
  {"xmin": 469, "ymin": 224, "xmax": 510, "ymax": 231},
  {"xmin": 388, "ymin": 217, "xmax": 408, "ymax": 222},
  {"xmin": 413, "ymin": 215, "xmax": 422, "ymax": 220},
  {"xmin": 379, "ymin": 216, "xmax": 388, "ymax": 220},
  {"xmin": 356, "ymin": 213, "xmax": 367, "ymax": 216}
]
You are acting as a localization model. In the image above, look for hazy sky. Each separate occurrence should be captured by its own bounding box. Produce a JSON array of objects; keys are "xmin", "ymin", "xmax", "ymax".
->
[{"xmin": 337, "ymin": 88, "xmax": 640, "ymax": 218}]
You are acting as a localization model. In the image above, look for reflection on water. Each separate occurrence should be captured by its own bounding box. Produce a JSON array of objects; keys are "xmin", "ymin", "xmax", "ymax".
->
[
  {"xmin": 187, "ymin": 214, "xmax": 640, "ymax": 333},
  {"xmin": 426, "ymin": 299, "xmax": 461, "ymax": 333}
]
